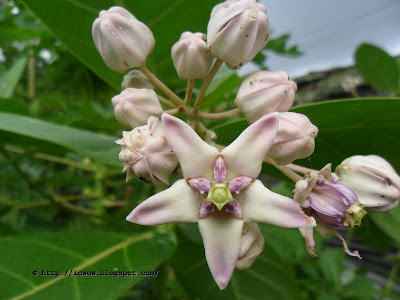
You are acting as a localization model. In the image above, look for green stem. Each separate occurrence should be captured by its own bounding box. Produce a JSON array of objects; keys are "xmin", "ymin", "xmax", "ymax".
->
[
  {"xmin": 192, "ymin": 59, "xmax": 223, "ymax": 114},
  {"xmin": 385, "ymin": 257, "xmax": 400, "ymax": 297},
  {"xmin": 199, "ymin": 108, "xmax": 241, "ymax": 120},
  {"xmin": 264, "ymin": 156, "xmax": 303, "ymax": 182},
  {"xmin": 152, "ymin": 262, "xmax": 168, "ymax": 300},
  {"xmin": 140, "ymin": 66, "xmax": 184, "ymax": 105}
]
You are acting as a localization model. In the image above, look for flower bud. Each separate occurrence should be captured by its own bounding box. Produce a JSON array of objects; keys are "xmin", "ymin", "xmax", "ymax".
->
[
  {"xmin": 207, "ymin": 0, "xmax": 270, "ymax": 69},
  {"xmin": 295, "ymin": 164, "xmax": 367, "ymax": 228},
  {"xmin": 171, "ymin": 32, "xmax": 213, "ymax": 79},
  {"xmin": 111, "ymin": 88, "xmax": 163, "ymax": 128},
  {"xmin": 92, "ymin": 6, "xmax": 155, "ymax": 73},
  {"xmin": 268, "ymin": 112, "xmax": 318, "ymax": 165},
  {"xmin": 116, "ymin": 117, "xmax": 178, "ymax": 185},
  {"xmin": 236, "ymin": 223, "xmax": 264, "ymax": 270},
  {"xmin": 121, "ymin": 70, "xmax": 154, "ymax": 90},
  {"xmin": 235, "ymin": 71, "xmax": 297, "ymax": 123},
  {"xmin": 336, "ymin": 155, "xmax": 400, "ymax": 212}
]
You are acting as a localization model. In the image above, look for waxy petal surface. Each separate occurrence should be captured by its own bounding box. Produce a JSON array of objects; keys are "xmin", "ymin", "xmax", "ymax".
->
[
  {"xmin": 239, "ymin": 180, "xmax": 316, "ymax": 228},
  {"xmin": 221, "ymin": 113, "xmax": 279, "ymax": 180},
  {"xmin": 126, "ymin": 180, "xmax": 201, "ymax": 225},
  {"xmin": 198, "ymin": 214, "xmax": 244, "ymax": 290},
  {"xmin": 162, "ymin": 114, "xmax": 219, "ymax": 180}
]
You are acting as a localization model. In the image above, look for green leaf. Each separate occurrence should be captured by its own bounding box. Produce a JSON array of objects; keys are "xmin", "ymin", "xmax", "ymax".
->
[
  {"xmin": 213, "ymin": 98, "xmax": 400, "ymax": 173},
  {"xmin": 355, "ymin": 43, "xmax": 400, "ymax": 93},
  {"xmin": 202, "ymin": 64, "xmax": 242, "ymax": 109},
  {"xmin": 21, "ymin": 0, "xmax": 220, "ymax": 90},
  {"xmin": 0, "ymin": 231, "xmax": 176, "ymax": 300},
  {"xmin": 171, "ymin": 229, "xmax": 299, "ymax": 299},
  {"xmin": 0, "ymin": 112, "xmax": 120, "ymax": 167},
  {"xmin": 0, "ymin": 57, "xmax": 28, "ymax": 98},
  {"xmin": 369, "ymin": 205, "xmax": 400, "ymax": 245}
]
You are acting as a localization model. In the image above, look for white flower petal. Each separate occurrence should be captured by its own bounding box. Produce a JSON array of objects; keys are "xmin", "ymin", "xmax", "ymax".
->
[
  {"xmin": 126, "ymin": 180, "xmax": 201, "ymax": 225},
  {"xmin": 198, "ymin": 214, "xmax": 244, "ymax": 290},
  {"xmin": 221, "ymin": 112, "xmax": 279, "ymax": 179},
  {"xmin": 239, "ymin": 180, "xmax": 316, "ymax": 227},
  {"xmin": 162, "ymin": 114, "xmax": 219, "ymax": 180}
]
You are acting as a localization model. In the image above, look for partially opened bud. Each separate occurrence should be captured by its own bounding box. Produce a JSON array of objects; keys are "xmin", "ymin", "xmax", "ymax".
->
[
  {"xmin": 116, "ymin": 117, "xmax": 178, "ymax": 185},
  {"xmin": 92, "ymin": 6, "xmax": 155, "ymax": 73},
  {"xmin": 236, "ymin": 223, "xmax": 265, "ymax": 270},
  {"xmin": 268, "ymin": 112, "xmax": 318, "ymax": 165},
  {"xmin": 112, "ymin": 88, "xmax": 163, "ymax": 128},
  {"xmin": 235, "ymin": 71, "xmax": 297, "ymax": 123},
  {"xmin": 122, "ymin": 70, "xmax": 154, "ymax": 90},
  {"xmin": 207, "ymin": 0, "xmax": 269, "ymax": 69},
  {"xmin": 336, "ymin": 155, "xmax": 400, "ymax": 212},
  {"xmin": 295, "ymin": 164, "xmax": 367, "ymax": 228},
  {"xmin": 171, "ymin": 32, "xmax": 213, "ymax": 79}
]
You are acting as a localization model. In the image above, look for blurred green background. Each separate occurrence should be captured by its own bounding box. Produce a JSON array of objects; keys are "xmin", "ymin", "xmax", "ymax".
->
[{"xmin": 0, "ymin": 0, "xmax": 400, "ymax": 299}]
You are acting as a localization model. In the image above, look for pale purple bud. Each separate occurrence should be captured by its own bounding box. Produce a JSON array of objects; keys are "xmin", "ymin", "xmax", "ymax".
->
[
  {"xmin": 235, "ymin": 71, "xmax": 297, "ymax": 123},
  {"xmin": 336, "ymin": 155, "xmax": 400, "ymax": 212},
  {"xmin": 92, "ymin": 6, "xmax": 155, "ymax": 73},
  {"xmin": 296, "ymin": 164, "xmax": 367, "ymax": 228},
  {"xmin": 121, "ymin": 70, "xmax": 154, "ymax": 90},
  {"xmin": 171, "ymin": 32, "xmax": 213, "ymax": 79},
  {"xmin": 207, "ymin": 0, "xmax": 270, "ymax": 69},
  {"xmin": 268, "ymin": 112, "xmax": 318, "ymax": 165},
  {"xmin": 188, "ymin": 178, "xmax": 211, "ymax": 194},
  {"xmin": 236, "ymin": 223, "xmax": 264, "ymax": 270},
  {"xmin": 116, "ymin": 117, "xmax": 178, "ymax": 185},
  {"xmin": 214, "ymin": 156, "xmax": 227, "ymax": 183},
  {"xmin": 229, "ymin": 176, "xmax": 253, "ymax": 194},
  {"xmin": 224, "ymin": 199, "xmax": 243, "ymax": 218},
  {"xmin": 112, "ymin": 88, "xmax": 163, "ymax": 128},
  {"xmin": 199, "ymin": 200, "xmax": 216, "ymax": 218}
]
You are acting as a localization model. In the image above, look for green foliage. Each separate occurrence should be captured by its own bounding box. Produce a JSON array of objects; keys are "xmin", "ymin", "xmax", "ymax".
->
[
  {"xmin": 0, "ymin": 56, "xmax": 28, "ymax": 98},
  {"xmin": 355, "ymin": 43, "xmax": 400, "ymax": 93},
  {"xmin": 213, "ymin": 98, "xmax": 400, "ymax": 172},
  {"xmin": 0, "ymin": 112, "xmax": 120, "ymax": 167},
  {"xmin": 0, "ymin": 231, "xmax": 176, "ymax": 299},
  {"xmin": 171, "ymin": 228, "xmax": 300, "ymax": 300}
]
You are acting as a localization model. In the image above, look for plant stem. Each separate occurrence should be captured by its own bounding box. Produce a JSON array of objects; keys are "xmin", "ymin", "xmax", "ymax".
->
[
  {"xmin": 152, "ymin": 262, "xmax": 168, "ymax": 300},
  {"xmin": 286, "ymin": 163, "xmax": 312, "ymax": 174},
  {"xmin": 140, "ymin": 66, "xmax": 184, "ymax": 105},
  {"xmin": 264, "ymin": 156, "xmax": 303, "ymax": 182},
  {"xmin": 27, "ymin": 48, "xmax": 35, "ymax": 99},
  {"xmin": 164, "ymin": 107, "xmax": 181, "ymax": 115},
  {"xmin": 192, "ymin": 59, "xmax": 223, "ymax": 114},
  {"xmin": 4, "ymin": 145, "xmax": 95, "ymax": 171},
  {"xmin": 1, "ymin": 147, "xmax": 97, "ymax": 216},
  {"xmin": 157, "ymin": 95, "xmax": 176, "ymax": 109},
  {"xmin": 385, "ymin": 256, "xmax": 400, "ymax": 297},
  {"xmin": 184, "ymin": 79, "xmax": 195, "ymax": 106},
  {"xmin": 199, "ymin": 108, "xmax": 241, "ymax": 120}
]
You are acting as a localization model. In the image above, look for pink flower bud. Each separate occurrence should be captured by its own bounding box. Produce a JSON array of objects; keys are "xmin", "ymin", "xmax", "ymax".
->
[
  {"xmin": 116, "ymin": 117, "xmax": 178, "ymax": 185},
  {"xmin": 92, "ymin": 6, "xmax": 155, "ymax": 73},
  {"xmin": 235, "ymin": 71, "xmax": 297, "ymax": 123},
  {"xmin": 121, "ymin": 70, "xmax": 154, "ymax": 90},
  {"xmin": 207, "ymin": 0, "xmax": 270, "ymax": 69},
  {"xmin": 336, "ymin": 155, "xmax": 400, "ymax": 212},
  {"xmin": 171, "ymin": 32, "xmax": 213, "ymax": 79},
  {"xmin": 268, "ymin": 112, "xmax": 318, "ymax": 165},
  {"xmin": 112, "ymin": 88, "xmax": 163, "ymax": 128},
  {"xmin": 236, "ymin": 223, "xmax": 265, "ymax": 270}
]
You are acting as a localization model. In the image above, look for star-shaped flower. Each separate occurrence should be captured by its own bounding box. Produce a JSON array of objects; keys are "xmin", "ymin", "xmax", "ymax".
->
[{"xmin": 126, "ymin": 113, "xmax": 315, "ymax": 289}]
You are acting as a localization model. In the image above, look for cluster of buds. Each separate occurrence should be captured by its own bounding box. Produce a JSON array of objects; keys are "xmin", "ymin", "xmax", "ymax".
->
[{"xmin": 92, "ymin": 0, "xmax": 400, "ymax": 291}]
